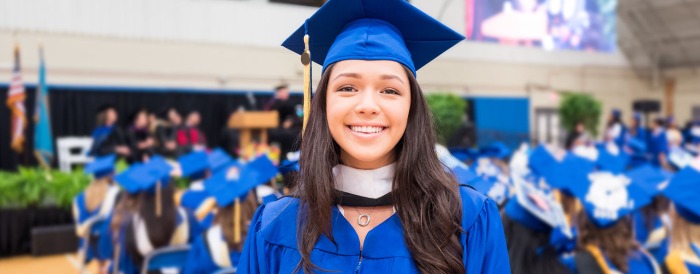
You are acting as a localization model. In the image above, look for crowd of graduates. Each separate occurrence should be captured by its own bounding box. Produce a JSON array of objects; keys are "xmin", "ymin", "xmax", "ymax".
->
[
  {"xmin": 71, "ymin": 108, "xmax": 700, "ymax": 274},
  {"xmin": 444, "ymin": 109, "xmax": 700, "ymax": 274}
]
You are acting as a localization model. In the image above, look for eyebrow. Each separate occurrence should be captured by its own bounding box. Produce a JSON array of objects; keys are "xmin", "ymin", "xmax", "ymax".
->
[{"xmin": 333, "ymin": 73, "xmax": 405, "ymax": 85}]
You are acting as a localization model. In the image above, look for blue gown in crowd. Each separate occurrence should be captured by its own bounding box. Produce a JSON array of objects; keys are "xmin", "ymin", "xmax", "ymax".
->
[
  {"xmin": 648, "ymin": 129, "xmax": 668, "ymax": 166},
  {"xmin": 633, "ymin": 210, "xmax": 669, "ymax": 263},
  {"xmin": 183, "ymin": 225, "xmax": 241, "ymax": 274},
  {"xmin": 238, "ymin": 186, "xmax": 511, "ymax": 273}
]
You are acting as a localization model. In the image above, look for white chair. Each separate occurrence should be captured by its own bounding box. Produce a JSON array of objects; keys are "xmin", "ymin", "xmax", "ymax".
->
[{"xmin": 57, "ymin": 137, "xmax": 94, "ymax": 172}]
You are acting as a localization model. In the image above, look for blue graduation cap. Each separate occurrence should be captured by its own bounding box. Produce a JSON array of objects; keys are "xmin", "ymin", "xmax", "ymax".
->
[
  {"xmin": 208, "ymin": 148, "xmax": 234, "ymax": 174},
  {"xmin": 146, "ymin": 156, "xmax": 174, "ymax": 185},
  {"xmin": 471, "ymin": 158, "xmax": 504, "ymax": 181},
  {"xmin": 596, "ymin": 144, "xmax": 630, "ymax": 174},
  {"xmin": 282, "ymin": 0, "xmax": 464, "ymax": 77},
  {"xmin": 478, "ymin": 142, "xmax": 512, "ymax": 160},
  {"xmin": 114, "ymin": 164, "xmax": 150, "ymax": 194},
  {"xmin": 280, "ymin": 151, "xmax": 301, "ymax": 175},
  {"xmin": 572, "ymin": 169, "xmax": 653, "ymax": 228},
  {"xmin": 663, "ymin": 166, "xmax": 700, "ymax": 224},
  {"xmin": 178, "ymin": 151, "xmax": 210, "ymax": 179},
  {"xmin": 85, "ymin": 154, "xmax": 116, "ymax": 179},
  {"xmin": 528, "ymin": 145, "xmax": 561, "ymax": 177},
  {"xmin": 506, "ymin": 173, "xmax": 571, "ymax": 237},
  {"xmin": 626, "ymin": 165, "xmax": 670, "ymax": 197},
  {"xmin": 536, "ymin": 153, "xmax": 595, "ymax": 195}
]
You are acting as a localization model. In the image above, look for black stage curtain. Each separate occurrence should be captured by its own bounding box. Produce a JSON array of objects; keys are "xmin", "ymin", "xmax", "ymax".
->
[
  {"xmin": 0, "ymin": 207, "xmax": 72, "ymax": 257},
  {"xmin": 0, "ymin": 85, "xmax": 302, "ymax": 171}
]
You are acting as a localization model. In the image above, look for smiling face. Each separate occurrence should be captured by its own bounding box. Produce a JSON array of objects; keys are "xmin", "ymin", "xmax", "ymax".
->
[{"xmin": 326, "ymin": 60, "xmax": 411, "ymax": 170}]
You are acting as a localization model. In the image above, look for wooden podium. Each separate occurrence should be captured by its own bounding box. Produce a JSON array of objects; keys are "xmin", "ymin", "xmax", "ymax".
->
[{"xmin": 227, "ymin": 111, "xmax": 279, "ymax": 149}]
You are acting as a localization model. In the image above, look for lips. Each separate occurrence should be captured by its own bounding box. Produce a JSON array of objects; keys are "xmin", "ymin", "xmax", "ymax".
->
[{"xmin": 348, "ymin": 125, "xmax": 387, "ymax": 134}]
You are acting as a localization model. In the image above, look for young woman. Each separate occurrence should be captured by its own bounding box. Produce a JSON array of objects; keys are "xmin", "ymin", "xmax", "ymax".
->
[
  {"xmin": 73, "ymin": 155, "xmax": 120, "ymax": 270},
  {"xmin": 237, "ymin": 0, "xmax": 510, "ymax": 273},
  {"xmin": 111, "ymin": 158, "xmax": 199, "ymax": 274}
]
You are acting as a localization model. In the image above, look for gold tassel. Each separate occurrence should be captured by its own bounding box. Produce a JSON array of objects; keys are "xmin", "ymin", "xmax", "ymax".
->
[
  {"xmin": 301, "ymin": 34, "xmax": 311, "ymax": 137},
  {"xmin": 156, "ymin": 181, "xmax": 162, "ymax": 217},
  {"xmin": 195, "ymin": 197, "xmax": 217, "ymax": 221},
  {"xmin": 233, "ymin": 198, "xmax": 241, "ymax": 244}
]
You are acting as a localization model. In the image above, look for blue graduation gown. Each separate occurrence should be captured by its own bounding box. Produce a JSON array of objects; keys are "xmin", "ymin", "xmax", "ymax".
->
[
  {"xmin": 111, "ymin": 207, "xmax": 200, "ymax": 274},
  {"xmin": 649, "ymin": 130, "xmax": 668, "ymax": 166},
  {"xmin": 183, "ymin": 226, "xmax": 241, "ymax": 274},
  {"xmin": 633, "ymin": 211, "xmax": 668, "ymax": 263},
  {"xmin": 238, "ymin": 186, "xmax": 511, "ymax": 273},
  {"xmin": 74, "ymin": 192, "xmax": 101, "ymax": 262}
]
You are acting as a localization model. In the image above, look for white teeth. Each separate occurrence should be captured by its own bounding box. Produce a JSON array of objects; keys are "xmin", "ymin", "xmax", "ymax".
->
[{"xmin": 351, "ymin": 125, "xmax": 384, "ymax": 133}]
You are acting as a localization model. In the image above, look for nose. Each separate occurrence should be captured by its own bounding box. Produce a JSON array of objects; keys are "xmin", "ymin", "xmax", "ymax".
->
[{"xmin": 354, "ymin": 90, "xmax": 380, "ymax": 116}]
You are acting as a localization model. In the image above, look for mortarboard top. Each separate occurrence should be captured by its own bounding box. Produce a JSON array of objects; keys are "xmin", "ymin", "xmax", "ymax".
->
[
  {"xmin": 208, "ymin": 148, "xmax": 235, "ymax": 174},
  {"xmin": 178, "ymin": 151, "xmax": 210, "ymax": 178},
  {"xmin": 280, "ymin": 151, "xmax": 301, "ymax": 175},
  {"xmin": 138, "ymin": 157, "xmax": 174, "ymax": 193},
  {"xmin": 663, "ymin": 166, "xmax": 700, "ymax": 224},
  {"xmin": 85, "ymin": 154, "xmax": 116, "ymax": 179},
  {"xmin": 506, "ymin": 173, "xmax": 571, "ymax": 237},
  {"xmin": 282, "ymin": 0, "xmax": 464, "ymax": 77},
  {"xmin": 595, "ymin": 143, "xmax": 630, "ymax": 174},
  {"xmin": 626, "ymin": 164, "xmax": 670, "ymax": 197},
  {"xmin": 528, "ymin": 145, "xmax": 567, "ymax": 177},
  {"xmin": 204, "ymin": 155, "xmax": 279, "ymax": 207},
  {"xmin": 571, "ymin": 167, "xmax": 655, "ymax": 228},
  {"xmin": 668, "ymin": 147, "xmax": 695, "ymax": 170},
  {"xmin": 478, "ymin": 142, "xmax": 512, "ymax": 160},
  {"xmin": 114, "ymin": 164, "xmax": 152, "ymax": 194}
]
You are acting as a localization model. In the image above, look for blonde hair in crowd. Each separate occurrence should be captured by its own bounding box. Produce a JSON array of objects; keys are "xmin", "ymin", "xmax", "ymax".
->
[
  {"xmin": 217, "ymin": 190, "xmax": 259, "ymax": 251},
  {"xmin": 669, "ymin": 204, "xmax": 700, "ymax": 255},
  {"xmin": 85, "ymin": 178, "xmax": 111, "ymax": 212}
]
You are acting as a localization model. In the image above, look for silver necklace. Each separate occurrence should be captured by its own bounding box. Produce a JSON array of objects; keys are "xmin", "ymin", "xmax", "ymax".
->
[{"xmin": 354, "ymin": 207, "xmax": 376, "ymax": 227}]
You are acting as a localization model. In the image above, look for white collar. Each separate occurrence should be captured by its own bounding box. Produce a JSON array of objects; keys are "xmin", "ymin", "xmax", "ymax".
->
[{"xmin": 333, "ymin": 163, "xmax": 395, "ymax": 199}]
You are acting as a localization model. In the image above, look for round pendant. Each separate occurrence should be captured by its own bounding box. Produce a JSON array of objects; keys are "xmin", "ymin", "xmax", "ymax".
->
[{"xmin": 357, "ymin": 214, "xmax": 371, "ymax": 227}]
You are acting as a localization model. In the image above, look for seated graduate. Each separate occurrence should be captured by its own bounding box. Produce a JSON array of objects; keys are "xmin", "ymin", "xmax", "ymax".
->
[
  {"xmin": 73, "ymin": 154, "xmax": 121, "ymax": 269},
  {"xmin": 238, "ymin": 0, "xmax": 511, "ymax": 273},
  {"xmin": 177, "ymin": 149, "xmax": 235, "ymax": 229},
  {"xmin": 628, "ymin": 165, "xmax": 673, "ymax": 263},
  {"xmin": 565, "ymin": 167, "xmax": 662, "ymax": 274},
  {"xmin": 503, "ymin": 172, "xmax": 575, "ymax": 274},
  {"xmin": 97, "ymin": 163, "xmax": 143, "ymax": 273},
  {"xmin": 659, "ymin": 165, "xmax": 700, "ymax": 274},
  {"xmin": 111, "ymin": 157, "xmax": 200, "ymax": 274},
  {"xmin": 183, "ymin": 154, "xmax": 279, "ymax": 274}
]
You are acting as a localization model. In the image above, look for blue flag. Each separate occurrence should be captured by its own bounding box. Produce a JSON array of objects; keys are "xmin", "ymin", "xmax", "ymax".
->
[{"xmin": 33, "ymin": 47, "xmax": 54, "ymax": 167}]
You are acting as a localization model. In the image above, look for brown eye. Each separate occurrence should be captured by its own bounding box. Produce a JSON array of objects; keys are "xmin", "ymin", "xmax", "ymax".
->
[
  {"xmin": 337, "ymin": 86, "xmax": 357, "ymax": 92},
  {"xmin": 381, "ymin": 88, "xmax": 400, "ymax": 95}
]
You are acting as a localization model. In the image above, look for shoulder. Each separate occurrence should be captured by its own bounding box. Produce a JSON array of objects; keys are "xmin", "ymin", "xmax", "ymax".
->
[
  {"xmin": 252, "ymin": 196, "xmax": 300, "ymax": 249},
  {"xmin": 458, "ymin": 185, "xmax": 495, "ymax": 229}
]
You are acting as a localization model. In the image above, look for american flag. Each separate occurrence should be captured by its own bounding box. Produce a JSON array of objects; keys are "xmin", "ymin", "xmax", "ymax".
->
[{"xmin": 6, "ymin": 44, "xmax": 26, "ymax": 153}]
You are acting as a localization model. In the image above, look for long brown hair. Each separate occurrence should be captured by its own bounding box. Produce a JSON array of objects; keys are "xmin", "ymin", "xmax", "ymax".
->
[
  {"xmin": 126, "ymin": 184, "xmax": 178, "ymax": 263},
  {"xmin": 577, "ymin": 212, "xmax": 638, "ymax": 273},
  {"xmin": 295, "ymin": 63, "xmax": 464, "ymax": 273},
  {"xmin": 218, "ymin": 191, "xmax": 260, "ymax": 251}
]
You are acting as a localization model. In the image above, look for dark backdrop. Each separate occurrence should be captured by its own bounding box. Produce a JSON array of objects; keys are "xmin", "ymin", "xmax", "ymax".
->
[{"xmin": 0, "ymin": 84, "xmax": 302, "ymax": 171}]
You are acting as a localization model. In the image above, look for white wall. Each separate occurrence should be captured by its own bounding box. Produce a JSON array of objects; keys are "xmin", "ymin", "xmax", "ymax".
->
[{"xmin": 0, "ymin": 0, "xmax": 679, "ymax": 138}]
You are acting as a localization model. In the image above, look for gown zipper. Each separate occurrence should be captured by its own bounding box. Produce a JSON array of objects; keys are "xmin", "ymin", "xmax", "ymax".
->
[{"xmin": 356, "ymin": 250, "xmax": 363, "ymax": 273}]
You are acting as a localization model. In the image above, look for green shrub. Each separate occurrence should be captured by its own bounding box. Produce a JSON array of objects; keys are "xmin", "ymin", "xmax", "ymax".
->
[
  {"xmin": 0, "ymin": 167, "xmax": 90, "ymax": 209},
  {"xmin": 559, "ymin": 93, "xmax": 602, "ymax": 136},
  {"xmin": 426, "ymin": 93, "xmax": 467, "ymax": 144}
]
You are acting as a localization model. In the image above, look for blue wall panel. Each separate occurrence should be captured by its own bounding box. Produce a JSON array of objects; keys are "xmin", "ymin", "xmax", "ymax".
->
[{"xmin": 471, "ymin": 97, "xmax": 530, "ymax": 150}]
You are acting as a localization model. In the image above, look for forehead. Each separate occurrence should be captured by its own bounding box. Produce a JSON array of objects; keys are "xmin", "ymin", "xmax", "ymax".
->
[{"xmin": 329, "ymin": 60, "xmax": 409, "ymax": 81}]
